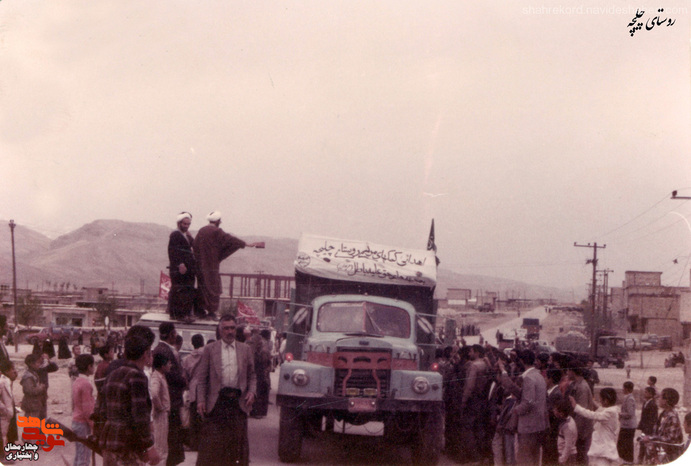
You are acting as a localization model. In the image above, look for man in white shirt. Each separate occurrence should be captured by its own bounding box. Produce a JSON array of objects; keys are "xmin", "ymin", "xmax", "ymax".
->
[{"xmin": 194, "ymin": 315, "xmax": 256, "ymax": 465}]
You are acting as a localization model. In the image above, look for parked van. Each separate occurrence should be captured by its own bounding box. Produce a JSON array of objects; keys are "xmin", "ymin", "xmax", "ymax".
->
[
  {"xmin": 136, "ymin": 313, "xmax": 219, "ymax": 358},
  {"xmin": 624, "ymin": 338, "xmax": 639, "ymax": 351}
]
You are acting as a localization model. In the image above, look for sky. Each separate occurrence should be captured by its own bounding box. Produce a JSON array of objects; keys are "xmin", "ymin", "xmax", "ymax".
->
[{"xmin": 1, "ymin": 1, "xmax": 690, "ymax": 297}]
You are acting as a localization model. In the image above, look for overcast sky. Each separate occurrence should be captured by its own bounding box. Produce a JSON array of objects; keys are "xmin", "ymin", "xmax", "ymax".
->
[{"xmin": 1, "ymin": 1, "xmax": 690, "ymax": 296}]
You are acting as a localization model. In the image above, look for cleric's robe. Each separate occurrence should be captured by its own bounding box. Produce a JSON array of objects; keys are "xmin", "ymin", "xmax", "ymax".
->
[
  {"xmin": 167, "ymin": 229, "xmax": 197, "ymax": 319},
  {"xmin": 194, "ymin": 224, "xmax": 246, "ymax": 313}
]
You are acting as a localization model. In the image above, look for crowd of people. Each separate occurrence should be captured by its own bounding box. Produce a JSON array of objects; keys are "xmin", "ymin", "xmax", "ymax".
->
[
  {"xmin": 1, "ymin": 209, "xmax": 689, "ymax": 466},
  {"xmin": 0, "ymin": 310, "xmax": 275, "ymax": 466},
  {"xmin": 437, "ymin": 342, "xmax": 690, "ymax": 465},
  {"xmin": 0, "ymin": 210, "xmax": 270, "ymax": 465}
]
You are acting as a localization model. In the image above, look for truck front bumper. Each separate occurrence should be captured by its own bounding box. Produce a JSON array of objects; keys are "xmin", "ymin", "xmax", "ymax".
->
[{"xmin": 276, "ymin": 394, "xmax": 442, "ymax": 413}]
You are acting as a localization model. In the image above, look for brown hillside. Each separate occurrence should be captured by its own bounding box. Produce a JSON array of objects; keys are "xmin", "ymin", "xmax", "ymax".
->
[{"xmin": 0, "ymin": 219, "xmax": 573, "ymax": 300}]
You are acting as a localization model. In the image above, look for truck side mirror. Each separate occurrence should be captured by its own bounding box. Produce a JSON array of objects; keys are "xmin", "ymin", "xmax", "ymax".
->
[
  {"xmin": 292, "ymin": 307, "xmax": 311, "ymax": 335},
  {"xmin": 416, "ymin": 316, "xmax": 434, "ymax": 336}
]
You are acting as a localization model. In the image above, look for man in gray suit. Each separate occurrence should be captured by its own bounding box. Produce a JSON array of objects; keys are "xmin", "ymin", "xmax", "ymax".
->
[
  {"xmin": 194, "ymin": 314, "xmax": 256, "ymax": 466},
  {"xmin": 500, "ymin": 349, "xmax": 547, "ymax": 465}
]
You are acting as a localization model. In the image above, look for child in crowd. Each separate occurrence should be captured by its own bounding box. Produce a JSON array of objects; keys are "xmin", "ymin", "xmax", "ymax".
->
[
  {"xmin": 683, "ymin": 412, "xmax": 691, "ymax": 455},
  {"xmin": 494, "ymin": 391, "xmax": 517, "ymax": 465},
  {"xmin": 150, "ymin": 352, "xmax": 171, "ymax": 466},
  {"xmin": 35, "ymin": 352, "xmax": 58, "ymax": 418},
  {"xmin": 72, "ymin": 354, "xmax": 95, "ymax": 466},
  {"xmin": 0, "ymin": 361, "xmax": 17, "ymax": 448},
  {"xmin": 20, "ymin": 354, "xmax": 48, "ymax": 420},
  {"xmin": 570, "ymin": 387, "xmax": 620, "ymax": 466},
  {"xmin": 637, "ymin": 386, "xmax": 658, "ymax": 463},
  {"xmin": 553, "ymin": 397, "xmax": 577, "ymax": 465},
  {"xmin": 617, "ymin": 381, "xmax": 636, "ymax": 463},
  {"xmin": 647, "ymin": 376, "xmax": 657, "ymax": 390},
  {"xmin": 641, "ymin": 387, "xmax": 684, "ymax": 463},
  {"xmin": 68, "ymin": 345, "xmax": 82, "ymax": 381},
  {"xmin": 94, "ymin": 344, "xmax": 114, "ymax": 393}
]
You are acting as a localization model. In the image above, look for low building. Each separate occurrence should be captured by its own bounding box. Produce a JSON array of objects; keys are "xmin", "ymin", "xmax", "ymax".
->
[
  {"xmin": 612, "ymin": 271, "xmax": 689, "ymax": 346},
  {"xmin": 446, "ymin": 288, "xmax": 471, "ymax": 308}
]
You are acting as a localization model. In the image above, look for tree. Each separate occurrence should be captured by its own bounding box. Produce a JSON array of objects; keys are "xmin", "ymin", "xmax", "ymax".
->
[
  {"xmin": 94, "ymin": 295, "xmax": 118, "ymax": 328},
  {"xmin": 17, "ymin": 296, "xmax": 44, "ymax": 328}
]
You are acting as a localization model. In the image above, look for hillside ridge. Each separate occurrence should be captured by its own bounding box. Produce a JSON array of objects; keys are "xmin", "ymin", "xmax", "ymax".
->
[{"xmin": 0, "ymin": 219, "xmax": 573, "ymax": 301}]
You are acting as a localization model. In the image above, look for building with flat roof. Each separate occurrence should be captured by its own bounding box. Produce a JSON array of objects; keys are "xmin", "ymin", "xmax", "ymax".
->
[{"xmin": 611, "ymin": 271, "xmax": 691, "ymax": 345}]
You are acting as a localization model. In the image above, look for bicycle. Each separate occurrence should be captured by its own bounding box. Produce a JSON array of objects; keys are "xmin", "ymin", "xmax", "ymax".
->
[{"xmin": 637, "ymin": 435, "xmax": 686, "ymax": 464}]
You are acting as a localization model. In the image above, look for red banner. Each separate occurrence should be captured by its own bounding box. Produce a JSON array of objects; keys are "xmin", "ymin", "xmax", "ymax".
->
[
  {"xmin": 159, "ymin": 271, "xmax": 171, "ymax": 300},
  {"xmin": 237, "ymin": 300, "xmax": 261, "ymax": 325}
]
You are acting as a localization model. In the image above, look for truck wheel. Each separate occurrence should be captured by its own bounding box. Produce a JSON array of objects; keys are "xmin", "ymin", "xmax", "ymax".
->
[
  {"xmin": 411, "ymin": 408, "xmax": 443, "ymax": 465},
  {"xmin": 615, "ymin": 360, "xmax": 625, "ymax": 369},
  {"xmin": 384, "ymin": 413, "xmax": 415, "ymax": 445},
  {"xmin": 304, "ymin": 412, "xmax": 322, "ymax": 438},
  {"xmin": 599, "ymin": 359, "xmax": 609, "ymax": 369},
  {"xmin": 324, "ymin": 413, "xmax": 335, "ymax": 432},
  {"xmin": 278, "ymin": 406, "xmax": 303, "ymax": 463}
]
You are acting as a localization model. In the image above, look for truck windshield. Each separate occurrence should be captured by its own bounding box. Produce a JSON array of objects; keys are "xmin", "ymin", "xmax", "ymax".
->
[
  {"xmin": 316, "ymin": 301, "xmax": 411, "ymax": 338},
  {"xmin": 610, "ymin": 338, "xmax": 626, "ymax": 348}
]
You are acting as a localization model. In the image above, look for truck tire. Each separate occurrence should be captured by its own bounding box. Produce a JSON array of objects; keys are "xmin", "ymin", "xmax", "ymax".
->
[
  {"xmin": 384, "ymin": 413, "xmax": 416, "ymax": 445},
  {"xmin": 615, "ymin": 360, "xmax": 625, "ymax": 369},
  {"xmin": 411, "ymin": 408, "xmax": 443, "ymax": 465},
  {"xmin": 304, "ymin": 412, "xmax": 322, "ymax": 438},
  {"xmin": 324, "ymin": 413, "xmax": 335, "ymax": 432},
  {"xmin": 599, "ymin": 359, "xmax": 609, "ymax": 369},
  {"xmin": 278, "ymin": 406, "xmax": 304, "ymax": 463}
]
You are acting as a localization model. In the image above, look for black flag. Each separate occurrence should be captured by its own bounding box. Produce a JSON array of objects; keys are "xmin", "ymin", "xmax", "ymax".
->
[
  {"xmin": 427, "ymin": 219, "xmax": 440, "ymax": 266},
  {"xmin": 427, "ymin": 219, "xmax": 437, "ymax": 252}
]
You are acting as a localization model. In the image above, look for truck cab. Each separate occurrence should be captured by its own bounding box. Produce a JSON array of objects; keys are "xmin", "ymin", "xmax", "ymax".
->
[
  {"xmin": 276, "ymin": 234, "xmax": 443, "ymax": 464},
  {"xmin": 596, "ymin": 336, "xmax": 628, "ymax": 368}
]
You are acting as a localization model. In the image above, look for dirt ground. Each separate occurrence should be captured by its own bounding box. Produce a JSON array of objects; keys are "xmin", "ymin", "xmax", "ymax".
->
[
  {"xmin": 6, "ymin": 344, "xmax": 84, "ymax": 465},
  {"xmin": 539, "ymin": 308, "xmax": 687, "ymax": 402},
  {"xmin": 4, "ymin": 309, "xmax": 689, "ymax": 465}
]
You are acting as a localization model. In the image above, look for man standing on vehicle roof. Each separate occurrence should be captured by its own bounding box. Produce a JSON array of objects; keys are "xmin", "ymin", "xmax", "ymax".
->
[
  {"xmin": 167, "ymin": 212, "xmax": 200, "ymax": 322},
  {"xmin": 194, "ymin": 211, "xmax": 263, "ymax": 320}
]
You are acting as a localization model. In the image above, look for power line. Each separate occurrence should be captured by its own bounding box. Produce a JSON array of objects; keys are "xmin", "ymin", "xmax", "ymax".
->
[
  {"xmin": 594, "ymin": 192, "xmax": 671, "ymax": 239},
  {"xmin": 600, "ymin": 205, "xmax": 689, "ymax": 244}
]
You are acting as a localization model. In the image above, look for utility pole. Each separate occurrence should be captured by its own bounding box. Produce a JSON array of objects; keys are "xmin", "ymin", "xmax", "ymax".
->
[
  {"xmin": 599, "ymin": 269, "xmax": 614, "ymax": 327},
  {"xmin": 574, "ymin": 242, "xmax": 606, "ymax": 358},
  {"xmin": 8, "ymin": 220, "xmax": 18, "ymax": 352},
  {"xmin": 671, "ymin": 190, "xmax": 691, "ymax": 408}
]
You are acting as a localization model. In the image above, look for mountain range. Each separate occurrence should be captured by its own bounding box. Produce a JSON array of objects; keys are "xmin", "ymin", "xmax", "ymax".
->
[{"xmin": 0, "ymin": 219, "xmax": 574, "ymax": 302}]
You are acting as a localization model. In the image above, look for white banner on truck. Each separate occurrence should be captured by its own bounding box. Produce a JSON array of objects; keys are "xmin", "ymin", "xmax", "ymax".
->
[{"xmin": 295, "ymin": 234, "xmax": 437, "ymax": 288}]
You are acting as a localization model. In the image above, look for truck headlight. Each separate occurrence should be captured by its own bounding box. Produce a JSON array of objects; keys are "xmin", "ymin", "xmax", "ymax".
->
[
  {"xmin": 411, "ymin": 376, "xmax": 430, "ymax": 394},
  {"xmin": 291, "ymin": 369, "xmax": 310, "ymax": 387}
]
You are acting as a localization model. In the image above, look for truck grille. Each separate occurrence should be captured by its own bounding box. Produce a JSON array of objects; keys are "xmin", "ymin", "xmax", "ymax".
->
[
  {"xmin": 333, "ymin": 350, "xmax": 391, "ymax": 398},
  {"xmin": 334, "ymin": 369, "xmax": 390, "ymax": 398}
]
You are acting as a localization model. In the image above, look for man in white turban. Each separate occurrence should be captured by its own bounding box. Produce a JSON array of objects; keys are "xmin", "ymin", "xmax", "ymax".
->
[
  {"xmin": 167, "ymin": 211, "xmax": 199, "ymax": 322},
  {"xmin": 194, "ymin": 211, "xmax": 263, "ymax": 320}
]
